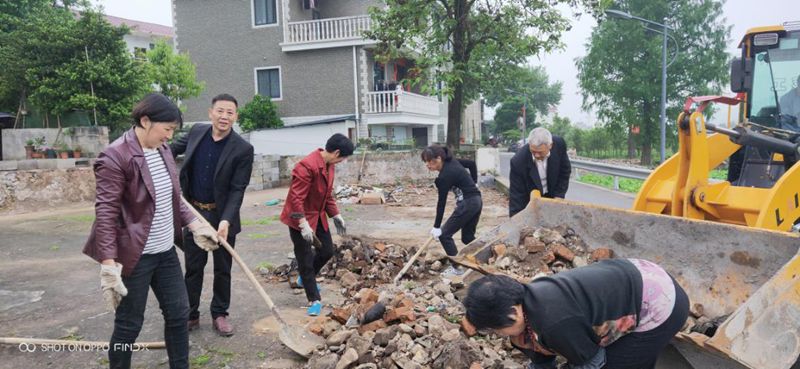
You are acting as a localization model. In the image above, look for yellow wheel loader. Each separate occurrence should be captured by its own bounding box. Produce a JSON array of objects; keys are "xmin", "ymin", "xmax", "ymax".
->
[{"xmin": 458, "ymin": 22, "xmax": 800, "ymax": 369}]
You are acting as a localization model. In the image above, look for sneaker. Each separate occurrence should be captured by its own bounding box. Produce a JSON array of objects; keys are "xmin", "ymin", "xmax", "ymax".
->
[
  {"xmin": 307, "ymin": 301, "xmax": 323, "ymax": 316},
  {"xmin": 441, "ymin": 265, "xmax": 465, "ymax": 276},
  {"xmin": 297, "ymin": 276, "xmax": 322, "ymax": 292}
]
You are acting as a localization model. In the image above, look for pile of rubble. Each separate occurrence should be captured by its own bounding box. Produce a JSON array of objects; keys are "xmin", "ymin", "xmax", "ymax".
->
[
  {"xmin": 294, "ymin": 227, "xmax": 623, "ymax": 369},
  {"xmin": 472, "ymin": 226, "xmax": 615, "ymax": 282},
  {"xmin": 303, "ymin": 280, "xmax": 527, "ymax": 369},
  {"xmin": 335, "ymin": 184, "xmax": 424, "ymax": 205},
  {"xmin": 265, "ymin": 236, "xmax": 435, "ymax": 291}
]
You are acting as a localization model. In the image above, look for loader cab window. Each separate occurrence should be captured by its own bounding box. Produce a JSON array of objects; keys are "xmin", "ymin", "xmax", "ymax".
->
[{"xmin": 749, "ymin": 31, "xmax": 800, "ymax": 130}]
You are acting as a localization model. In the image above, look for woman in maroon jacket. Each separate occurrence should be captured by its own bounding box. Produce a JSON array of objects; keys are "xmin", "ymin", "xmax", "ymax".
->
[
  {"xmin": 83, "ymin": 93, "xmax": 218, "ymax": 369},
  {"xmin": 280, "ymin": 133, "xmax": 354, "ymax": 316}
]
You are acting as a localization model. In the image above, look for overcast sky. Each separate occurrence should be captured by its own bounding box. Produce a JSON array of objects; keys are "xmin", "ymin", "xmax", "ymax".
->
[{"xmin": 95, "ymin": 0, "xmax": 799, "ymax": 125}]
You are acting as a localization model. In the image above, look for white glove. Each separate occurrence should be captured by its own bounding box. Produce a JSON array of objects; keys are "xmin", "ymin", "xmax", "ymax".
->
[
  {"xmin": 299, "ymin": 219, "xmax": 314, "ymax": 243},
  {"xmin": 333, "ymin": 214, "xmax": 346, "ymax": 236},
  {"xmin": 430, "ymin": 227, "xmax": 442, "ymax": 239},
  {"xmin": 100, "ymin": 263, "xmax": 128, "ymax": 312},
  {"xmin": 191, "ymin": 223, "xmax": 219, "ymax": 251}
]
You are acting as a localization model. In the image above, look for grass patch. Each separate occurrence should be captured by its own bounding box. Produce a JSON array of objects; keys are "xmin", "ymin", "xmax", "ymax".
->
[
  {"xmin": 191, "ymin": 355, "xmax": 210, "ymax": 367},
  {"xmin": 241, "ymin": 215, "xmax": 280, "ymax": 226},
  {"xmin": 257, "ymin": 352, "xmax": 266, "ymax": 359},
  {"xmin": 577, "ymin": 173, "xmax": 643, "ymax": 193},
  {"xmin": 344, "ymin": 207, "xmax": 355, "ymax": 213},
  {"xmin": 57, "ymin": 214, "xmax": 95, "ymax": 222},
  {"xmin": 403, "ymin": 281, "xmax": 416, "ymax": 290},
  {"xmin": 59, "ymin": 333, "xmax": 83, "ymax": 341},
  {"xmin": 579, "ymin": 168, "xmax": 730, "ymax": 193},
  {"xmin": 247, "ymin": 232, "xmax": 278, "ymax": 240},
  {"xmin": 255, "ymin": 261, "xmax": 275, "ymax": 272},
  {"xmin": 50, "ymin": 245, "xmax": 60, "ymax": 251}
]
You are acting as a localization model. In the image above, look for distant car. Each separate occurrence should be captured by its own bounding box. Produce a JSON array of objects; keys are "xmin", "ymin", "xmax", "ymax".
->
[{"xmin": 508, "ymin": 139, "xmax": 524, "ymax": 153}]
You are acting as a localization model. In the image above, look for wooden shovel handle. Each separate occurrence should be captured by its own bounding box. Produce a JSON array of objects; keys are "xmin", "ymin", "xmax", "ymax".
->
[
  {"xmin": 181, "ymin": 196, "xmax": 287, "ymax": 326},
  {"xmin": 393, "ymin": 236, "xmax": 435, "ymax": 284}
]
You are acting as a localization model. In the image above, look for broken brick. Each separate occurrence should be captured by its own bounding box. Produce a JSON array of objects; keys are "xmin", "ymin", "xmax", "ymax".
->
[
  {"xmin": 308, "ymin": 316, "xmax": 331, "ymax": 336},
  {"xmin": 553, "ymin": 244, "xmax": 575, "ymax": 262},
  {"xmin": 394, "ymin": 297, "xmax": 415, "ymax": 310},
  {"xmin": 469, "ymin": 362, "xmax": 483, "ymax": 369},
  {"xmin": 356, "ymin": 288, "xmax": 379, "ymax": 305},
  {"xmin": 542, "ymin": 251, "xmax": 556, "ymax": 265},
  {"xmin": 373, "ymin": 242, "xmax": 386, "ymax": 252},
  {"xmin": 384, "ymin": 306, "xmax": 415, "ymax": 323},
  {"xmin": 358, "ymin": 319, "xmax": 387, "ymax": 334},
  {"xmin": 590, "ymin": 247, "xmax": 614, "ymax": 261},
  {"xmin": 492, "ymin": 243, "xmax": 507, "ymax": 258},
  {"xmin": 331, "ymin": 306, "xmax": 353, "ymax": 324},
  {"xmin": 524, "ymin": 236, "xmax": 546, "ymax": 253}
]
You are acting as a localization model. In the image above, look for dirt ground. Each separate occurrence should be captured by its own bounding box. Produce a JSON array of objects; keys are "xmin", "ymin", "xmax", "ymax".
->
[{"xmin": 0, "ymin": 183, "xmax": 509, "ymax": 369}]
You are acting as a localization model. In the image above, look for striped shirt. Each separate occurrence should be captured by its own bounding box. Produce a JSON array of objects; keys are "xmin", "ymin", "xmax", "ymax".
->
[{"xmin": 143, "ymin": 148, "xmax": 174, "ymax": 254}]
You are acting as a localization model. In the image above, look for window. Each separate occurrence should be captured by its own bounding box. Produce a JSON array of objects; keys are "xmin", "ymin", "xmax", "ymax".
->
[
  {"xmin": 253, "ymin": 0, "xmax": 277, "ymax": 26},
  {"xmin": 255, "ymin": 67, "xmax": 281, "ymax": 100}
]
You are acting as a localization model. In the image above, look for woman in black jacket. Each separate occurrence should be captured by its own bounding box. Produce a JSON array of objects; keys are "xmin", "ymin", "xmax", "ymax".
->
[{"xmin": 421, "ymin": 145, "xmax": 482, "ymax": 275}]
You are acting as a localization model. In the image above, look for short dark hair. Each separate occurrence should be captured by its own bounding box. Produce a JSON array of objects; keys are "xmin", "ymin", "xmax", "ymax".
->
[
  {"xmin": 132, "ymin": 93, "xmax": 182, "ymax": 128},
  {"xmin": 464, "ymin": 275, "xmax": 525, "ymax": 330},
  {"xmin": 325, "ymin": 133, "xmax": 355, "ymax": 157},
  {"xmin": 212, "ymin": 93, "xmax": 238, "ymax": 108},
  {"xmin": 420, "ymin": 145, "xmax": 452, "ymax": 162}
]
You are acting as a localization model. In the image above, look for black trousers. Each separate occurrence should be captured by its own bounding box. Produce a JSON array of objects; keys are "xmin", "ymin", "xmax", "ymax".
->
[
  {"xmin": 288, "ymin": 219, "xmax": 334, "ymax": 302},
  {"xmin": 440, "ymin": 196, "xmax": 482, "ymax": 256},
  {"xmin": 109, "ymin": 248, "xmax": 189, "ymax": 369},
  {"xmin": 183, "ymin": 207, "xmax": 236, "ymax": 320}
]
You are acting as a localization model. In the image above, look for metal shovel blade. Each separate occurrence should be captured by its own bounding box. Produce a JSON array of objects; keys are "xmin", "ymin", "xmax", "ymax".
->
[{"xmin": 278, "ymin": 324, "xmax": 324, "ymax": 358}]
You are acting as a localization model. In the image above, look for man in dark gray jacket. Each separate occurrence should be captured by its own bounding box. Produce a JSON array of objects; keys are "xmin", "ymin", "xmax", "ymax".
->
[{"xmin": 508, "ymin": 127, "xmax": 571, "ymax": 217}]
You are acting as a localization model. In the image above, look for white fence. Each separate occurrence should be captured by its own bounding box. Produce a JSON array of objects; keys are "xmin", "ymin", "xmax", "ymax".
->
[
  {"xmin": 285, "ymin": 15, "xmax": 372, "ymax": 44},
  {"xmin": 364, "ymin": 89, "xmax": 441, "ymax": 116}
]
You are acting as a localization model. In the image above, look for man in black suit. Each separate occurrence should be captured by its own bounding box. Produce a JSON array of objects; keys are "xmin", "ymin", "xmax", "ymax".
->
[
  {"xmin": 508, "ymin": 127, "xmax": 571, "ymax": 217},
  {"xmin": 171, "ymin": 93, "xmax": 254, "ymax": 336}
]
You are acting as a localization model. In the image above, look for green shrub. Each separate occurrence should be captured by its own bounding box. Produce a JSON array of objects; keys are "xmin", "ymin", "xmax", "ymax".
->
[{"xmin": 238, "ymin": 95, "xmax": 282, "ymax": 132}]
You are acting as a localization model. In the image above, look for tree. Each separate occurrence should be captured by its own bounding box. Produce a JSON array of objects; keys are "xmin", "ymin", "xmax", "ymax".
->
[
  {"xmin": 577, "ymin": 0, "xmax": 730, "ymax": 165},
  {"xmin": 489, "ymin": 65, "xmax": 562, "ymax": 135},
  {"xmin": 546, "ymin": 115, "xmax": 573, "ymax": 138},
  {"xmin": 238, "ymin": 94, "xmax": 283, "ymax": 132},
  {"xmin": 367, "ymin": 0, "xmax": 603, "ymax": 149},
  {"xmin": 0, "ymin": 1, "xmax": 150, "ymax": 133},
  {"xmin": 145, "ymin": 40, "xmax": 204, "ymax": 107}
]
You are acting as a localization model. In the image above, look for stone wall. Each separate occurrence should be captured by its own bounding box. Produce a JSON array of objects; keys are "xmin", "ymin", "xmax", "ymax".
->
[
  {"xmin": 280, "ymin": 150, "xmax": 442, "ymax": 186},
  {"xmin": 0, "ymin": 167, "xmax": 96, "ymax": 213},
  {"xmin": 2, "ymin": 127, "xmax": 109, "ymax": 160},
  {"xmin": 0, "ymin": 150, "xmax": 469, "ymax": 214},
  {"xmin": 248, "ymin": 154, "xmax": 282, "ymax": 191}
]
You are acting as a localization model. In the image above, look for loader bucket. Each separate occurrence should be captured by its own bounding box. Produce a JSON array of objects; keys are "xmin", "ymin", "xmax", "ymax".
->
[{"xmin": 459, "ymin": 196, "xmax": 800, "ymax": 369}]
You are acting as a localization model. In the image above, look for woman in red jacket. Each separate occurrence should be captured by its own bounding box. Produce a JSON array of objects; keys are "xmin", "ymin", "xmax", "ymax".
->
[
  {"xmin": 83, "ymin": 93, "xmax": 218, "ymax": 369},
  {"xmin": 281, "ymin": 133, "xmax": 354, "ymax": 316}
]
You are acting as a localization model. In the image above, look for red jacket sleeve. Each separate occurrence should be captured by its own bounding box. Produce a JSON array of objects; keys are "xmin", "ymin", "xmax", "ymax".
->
[
  {"xmin": 325, "ymin": 179, "xmax": 339, "ymax": 218},
  {"xmin": 288, "ymin": 163, "xmax": 313, "ymax": 220}
]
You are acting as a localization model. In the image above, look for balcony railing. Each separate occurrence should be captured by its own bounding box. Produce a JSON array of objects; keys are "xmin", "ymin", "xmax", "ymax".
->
[
  {"xmin": 364, "ymin": 89, "xmax": 441, "ymax": 116},
  {"xmin": 284, "ymin": 15, "xmax": 372, "ymax": 45}
]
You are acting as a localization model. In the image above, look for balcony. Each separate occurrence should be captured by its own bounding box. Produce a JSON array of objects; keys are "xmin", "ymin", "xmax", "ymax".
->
[
  {"xmin": 281, "ymin": 15, "xmax": 374, "ymax": 52},
  {"xmin": 363, "ymin": 89, "xmax": 443, "ymax": 126}
]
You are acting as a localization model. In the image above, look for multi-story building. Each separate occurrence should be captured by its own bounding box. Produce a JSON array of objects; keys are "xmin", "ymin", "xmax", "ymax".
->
[
  {"xmin": 173, "ymin": 0, "xmax": 480, "ymax": 154},
  {"xmin": 104, "ymin": 15, "xmax": 175, "ymax": 56}
]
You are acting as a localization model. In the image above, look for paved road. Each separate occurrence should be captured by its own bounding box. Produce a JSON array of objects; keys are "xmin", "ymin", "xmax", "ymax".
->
[{"xmin": 498, "ymin": 152, "xmax": 635, "ymax": 209}]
